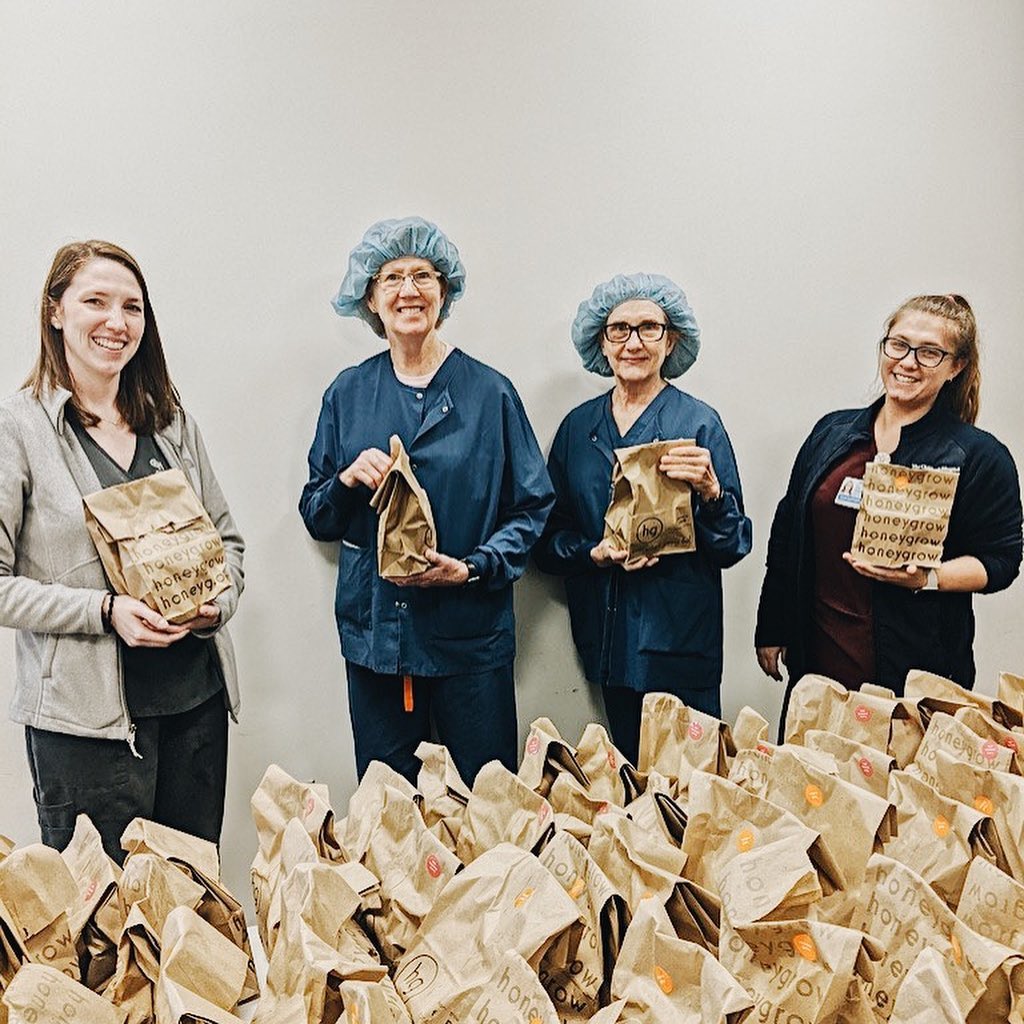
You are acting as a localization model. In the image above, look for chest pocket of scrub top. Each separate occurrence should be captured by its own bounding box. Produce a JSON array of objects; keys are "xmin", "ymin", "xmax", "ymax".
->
[
  {"xmin": 337, "ymin": 542, "xmax": 373, "ymax": 631},
  {"xmin": 636, "ymin": 576, "xmax": 719, "ymax": 655}
]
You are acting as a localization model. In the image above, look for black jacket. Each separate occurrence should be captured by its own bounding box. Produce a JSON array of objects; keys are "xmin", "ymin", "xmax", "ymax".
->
[{"xmin": 755, "ymin": 393, "xmax": 1021, "ymax": 695}]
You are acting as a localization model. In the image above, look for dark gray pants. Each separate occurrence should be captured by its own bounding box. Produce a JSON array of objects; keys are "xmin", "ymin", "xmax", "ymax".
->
[{"xmin": 25, "ymin": 691, "xmax": 228, "ymax": 864}]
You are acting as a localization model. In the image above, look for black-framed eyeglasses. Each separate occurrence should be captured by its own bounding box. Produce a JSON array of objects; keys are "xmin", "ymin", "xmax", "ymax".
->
[
  {"xmin": 604, "ymin": 321, "xmax": 668, "ymax": 344},
  {"xmin": 880, "ymin": 336, "xmax": 956, "ymax": 369},
  {"xmin": 373, "ymin": 269, "xmax": 442, "ymax": 293}
]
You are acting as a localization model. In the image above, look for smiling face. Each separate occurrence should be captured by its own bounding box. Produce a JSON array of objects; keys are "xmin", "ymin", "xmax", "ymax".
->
[
  {"xmin": 602, "ymin": 299, "xmax": 676, "ymax": 389},
  {"xmin": 366, "ymin": 256, "xmax": 445, "ymax": 343},
  {"xmin": 880, "ymin": 310, "xmax": 964, "ymax": 414},
  {"xmin": 49, "ymin": 257, "xmax": 145, "ymax": 389}
]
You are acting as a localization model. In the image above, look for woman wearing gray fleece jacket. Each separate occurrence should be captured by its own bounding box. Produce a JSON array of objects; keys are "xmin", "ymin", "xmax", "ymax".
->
[{"xmin": 0, "ymin": 240, "xmax": 244, "ymax": 862}]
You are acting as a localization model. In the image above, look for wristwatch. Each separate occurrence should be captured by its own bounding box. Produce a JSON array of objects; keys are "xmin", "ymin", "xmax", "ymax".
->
[
  {"xmin": 921, "ymin": 568, "xmax": 939, "ymax": 591},
  {"xmin": 462, "ymin": 558, "xmax": 481, "ymax": 585}
]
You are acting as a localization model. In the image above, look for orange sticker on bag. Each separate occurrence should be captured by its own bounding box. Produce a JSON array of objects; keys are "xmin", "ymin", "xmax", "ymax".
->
[
  {"xmin": 950, "ymin": 931, "xmax": 963, "ymax": 965},
  {"xmin": 514, "ymin": 887, "xmax": 536, "ymax": 909},
  {"xmin": 974, "ymin": 794, "xmax": 994, "ymax": 816},
  {"xmin": 793, "ymin": 933, "xmax": 817, "ymax": 961},
  {"xmin": 736, "ymin": 828, "xmax": 756, "ymax": 853},
  {"xmin": 347, "ymin": 1006, "xmax": 360, "ymax": 1024},
  {"xmin": 569, "ymin": 878, "xmax": 586, "ymax": 899},
  {"xmin": 933, "ymin": 815, "xmax": 950, "ymax": 838},
  {"xmin": 1004, "ymin": 735, "xmax": 1019, "ymax": 753},
  {"xmin": 606, "ymin": 750, "xmax": 617, "ymax": 770},
  {"xmin": 654, "ymin": 965, "xmax": 674, "ymax": 994},
  {"xmin": 804, "ymin": 784, "xmax": 824, "ymax": 807}
]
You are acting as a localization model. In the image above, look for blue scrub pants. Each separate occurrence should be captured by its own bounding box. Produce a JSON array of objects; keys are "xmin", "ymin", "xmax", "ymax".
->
[
  {"xmin": 346, "ymin": 662, "xmax": 518, "ymax": 787},
  {"xmin": 601, "ymin": 684, "xmax": 722, "ymax": 767}
]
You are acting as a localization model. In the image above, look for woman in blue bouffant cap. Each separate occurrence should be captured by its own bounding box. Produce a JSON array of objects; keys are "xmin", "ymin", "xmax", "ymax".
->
[
  {"xmin": 535, "ymin": 273, "xmax": 751, "ymax": 764},
  {"xmin": 299, "ymin": 217, "xmax": 554, "ymax": 785}
]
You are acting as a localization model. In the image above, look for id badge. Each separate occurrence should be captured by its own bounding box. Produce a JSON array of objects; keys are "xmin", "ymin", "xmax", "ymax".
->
[{"xmin": 835, "ymin": 475, "xmax": 863, "ymax": 509}]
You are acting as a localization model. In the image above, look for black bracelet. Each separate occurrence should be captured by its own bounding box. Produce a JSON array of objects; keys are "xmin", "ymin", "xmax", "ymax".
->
[{"xmin": 101, "ymin": 592, "xmax": 115, "ymax": 633}]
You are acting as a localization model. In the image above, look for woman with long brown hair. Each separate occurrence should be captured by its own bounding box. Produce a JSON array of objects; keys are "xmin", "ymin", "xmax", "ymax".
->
[
  {"xmin": 0, "ymin": 240, "xmax": 244, "ymax": 861},
  {"xmin": 755, "ymin": 294, "xmax": 1021, "ymax": 725}
]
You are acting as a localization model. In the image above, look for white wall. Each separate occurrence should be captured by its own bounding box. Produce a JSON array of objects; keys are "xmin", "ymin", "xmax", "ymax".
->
[{"xmin": 1, "ymin": 1, "xmax": 1021, "ymax": 900}]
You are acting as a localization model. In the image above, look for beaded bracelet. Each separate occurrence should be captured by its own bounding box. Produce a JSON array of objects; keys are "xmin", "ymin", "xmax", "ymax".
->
[{"xmin": 101, "ymin": 592, "xmax": 116, "ymax": 633}]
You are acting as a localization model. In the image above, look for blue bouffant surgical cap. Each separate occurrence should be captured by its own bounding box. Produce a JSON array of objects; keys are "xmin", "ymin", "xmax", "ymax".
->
[
  {"xmin": 332, "ymin": 217, "xmax": 466, "ymax": 337},
  {"xmin": 571, "ymin": 272, "xmax": 701, "ymax": 378}
]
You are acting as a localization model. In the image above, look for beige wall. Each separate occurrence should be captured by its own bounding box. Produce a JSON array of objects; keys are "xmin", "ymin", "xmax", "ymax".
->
[{"xmin": 1, "ymin": 1, "xmax": 1021, "ymax": 899}]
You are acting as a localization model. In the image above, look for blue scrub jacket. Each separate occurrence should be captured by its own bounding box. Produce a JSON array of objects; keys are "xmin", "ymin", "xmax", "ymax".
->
[
  {"xmin": 300, "ymin": 349, "xmax": 554, "ymax": 676},
  {"xmin": 535, "ymin": 386, "xmax": 752, "ymax": 694}
]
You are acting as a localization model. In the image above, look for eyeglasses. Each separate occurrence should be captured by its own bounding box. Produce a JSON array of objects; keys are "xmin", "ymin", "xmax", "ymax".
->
[
  {"xmin": 880, "ymin": 336, "xmax": 956, "ymax": 369},
  {"xmin": 374, "ymin": 270, "xmax": 442, "ymax": 293},
  {"xmin": 603, "ymin": 321, "xmax": 668, "ymax": 344}
]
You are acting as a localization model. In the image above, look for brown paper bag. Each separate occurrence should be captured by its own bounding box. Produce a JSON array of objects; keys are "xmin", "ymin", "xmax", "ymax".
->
[
  {"xmin": 850, "ymin": 460, "xmax": 959, "ymax": 568},
  {"xmin": 369, "ymin": 435, "xmax": 436, "ymax": 578},
  {"xmin": 339, "ymin": 979, "xmax": 412, "ymax": 1024},
  {"xmin": 154, "ymin": 906, "xmax": 248, "ymax": 1024},
  {"xmin": 911, "ymin": 712, "xmax": 1017, "ymax": 792},
  {"xmin": 337, "ymin": 760, "xmax": 421, "ymax": 865},
  {"xmin": 732, "ymin": 705, "xmax": 770, "ymax": 752},
  {"xmin": 355, "ymin": 784, "xmax": 461, "ymax": 966},
  {"xmin": 415, "ymin": 742, "xmax": 470, "ymax": 854},
  {"xmin": 392, "ymin": 844, "xmax": 579, "ymax": 1024},
  {"xmin": 60, "ymin": 816, "xmax": 125, "ymax": 993},
  {"xmin": 0, "ymin": 845, "xmax": 80, "ymax": 982},
  {"xmin": 888, "ymin": 946, "xmax": 966, "ymax": 1024},
  {"xmin": 588, "ymin": 812, "xmax": 687, "ymax": 912},
  {"xmin": 461, "ymin": 951, "xmax": 561, "ymax": 1024},
  {"xmin": 3, "ymin": 964, "xmax": 126, "ymax": 1024},
  {"xmin": 637, "ymin": 693, "xmax": 735, "ymax": 800},
  {"xmin": 546, "ymin": 773, "xmax": 627, "ymax": 845},
  {"xmin": 102, "ymin": 903, "xmax": 162, "ymax": 1024},
  {"xmin": 620, "ymin": 789, "xmax": 687, "ymax": 851},
  {"xmin": 120, "ymin": 819, "xmax": 257, "ymax": 1004},
  {"xmin": 803, "ymin": 729, "xmax": 896, "ymax": 799},
  {"xmin": 517, "ymin": 718, "xmax": 590, "ymax": 798},
  {"xmin": 681, "ymin": 772, "xmax": 843, "ymax": 911},
  {"xmin": 720, "ymin": 915, "xmax": 883, "ymax": 1024},
  {"xmin": 998, "ymin": 671, "xmax": 1024, "ymax": 714},
  {"xmin": 83, "ymin": 467, "xmax": 230, "ymax": 624},
  {"xmin": 609, "ymin": 902, "xmax": 753, "ymax": 1024},
  {"xmin": 249, "ymin": 764, "xmax": 343, "ymax": 955},
  {"xmin": 664, "ymin": 877, "xmax": 721, "ymax": 953},
  {"xmin": 956, "ymin": 856, "xmax": 1024, "ymax": 952},
  {"xmin": 573, "ymin": 723, "xmax": 632, "ymax": 807},
  {"xmin": 603, "ymin": 440, "xmax": 696, "ymax": 561},
  {"xmin": 455, "ymin": 762, "xmax": 555, "ymax": 865},
  {"xmin": 536, "ymin": 831, "xmax": 628, "ymax": 1021},
  {"xmin": 849, "ymin": 853, "xmax": 1024, "ymax": 1021}
]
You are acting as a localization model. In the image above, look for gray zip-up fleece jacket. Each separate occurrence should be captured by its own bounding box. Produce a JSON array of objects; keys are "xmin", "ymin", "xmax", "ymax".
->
[{"xmin": 0, "ymin": 387, "xmax": 244, "ymax": 741}]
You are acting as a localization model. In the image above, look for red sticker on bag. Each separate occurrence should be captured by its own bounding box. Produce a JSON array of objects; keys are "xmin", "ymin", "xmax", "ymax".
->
[
  {"xmin": 304, "ymin": 796, "xmax": 315, "ymax": 817},
  {"xmin": 1003, "ymin": 735, "xmax": 1019, "ymax": 753},
  {"xmin": 83, "ymin": 879, "xmax": 98, "ymax": 902},
  {"xmin": 981, "ymin": 739, "xmax": 999, "ymax": 762},
  {"xmin": 854, "ymin": 705, "xmax": 872, "ymax": 723},
  {"xmin": 857, "ymin": 757, "xmax": 874, "ymax": 778},
  {"xmin": 526, "ymin": 734, "xmax": 541, "ymax": 755},
  {"xmin": 688, "ymin": 721, "xmax": 704, "ymax": 741},
  {"xmin": 606, "ymin": 750, "xmax": 617, "ymax": 770},
  {"xmin": 425, "ymin": 854, "xmax": 442, "ymax": 879}
]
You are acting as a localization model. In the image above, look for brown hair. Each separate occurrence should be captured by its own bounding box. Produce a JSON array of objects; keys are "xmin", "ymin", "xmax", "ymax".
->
[
  {"xmin": 26, "ymin": 240, "xmax": 180, "ymax": 433},
  {"xmin": 884, "ymin": 293, "xmax": 980, "ymax": 424}
]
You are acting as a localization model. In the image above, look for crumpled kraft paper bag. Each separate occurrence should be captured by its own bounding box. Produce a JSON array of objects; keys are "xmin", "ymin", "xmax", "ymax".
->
[
  {"xmin": 603, "ymin": 440, "xmax": 696, "ymax": 562},
  {"xmin": 120, "ymin": 819, "xmax": 257, "ymax": 1005},
  {"xmin": 337, "ymin": 760, "xmax": 421, "ymax": 866},
  {"xmin": 637, "ymin": 693, "xmax": 735, "ymax": 801},
  {"xmin": 3, "ymin": 964, "xmax": 126, "ymax": 1024},
  {"xmin": 664, "ymin": 877, "xmax": 721, "ymax": 953},
  {"xmin": 849, "ymin": 854, "xmax": 1024, "ymax": 1022},
  {"xmin": 83, "ymin": 467, "xmax": 231, "ymax": 624},
  {"xmin": 924, "ymin": 748, "xmax": 1024, "ymax": 885},
  {"xmin": 888, "ymin": 946, "xmax": 967, "ymax": 1024},
  {"xmin": 956, "ymin": 856, "xmax": 1024, "ymax": 952},
  {"xmin": 720, "ymin": 915, "xmax": 883, "ymax": 1024},
  {"xmin": 253, "ymin": 860, "xmax": 387, "ymax": 1024},
  {"xmin": 536, "ymin": 831, "xmax": 628, "ymax": 1021},
  {"xmin": 907, "ymin": 668, "xmax": 1023, "ymax": 732},
  {"xmin": 588, "ymin": 813, "xmax": 687, "ymax": 913},
  {"xmin": 339, "ymin": 979, "xmax": 412, "ymax": 1024},
  {"xmin": 732, "ymin": 705, "xmax": 770, "ymax": 752},
  {"xmin": 392, "ymin": 844, "xmax": 579, "ymax": 1024},
  {"xmin": 850, "ymin": 460, "xmax": 959, "ymax": 568},
  {"xmin": 415, "ymin": 743, "xmax": 470, "ymax": 854},
  {"xmin": 369, "ymin": 435, "xmax": 436, "ymax": 579},
  {"xmin": 461, "ymin": 950, "xmax": 561, "ymax": 1024},
  {"xmin": 249, "ymin": 764, "xmax": 343, "ymax": 956},
  {"xmin": 609, "ymin": 901, "xmax": 753, "ymax": 1024},
  {"xmin": 0, "ymin": 844, "xmax": 80, "ymax": 982},
  {"xmin": 154, "ymin": 906, "xmax": 248, "ymax": 1024},
  {"xmin": 517, "ymin": 718, "xmax": 590, "ymax": 798},
  {"xmin": 546, "ymin": 773, "xmax": 627, "ymax": 844},
  {"xmin": 999, "ymin": 671, "xmax": 1024, "ymax": 716},
  {"xmin": 355, "ymin": 784, "xmax": 461, "ymax": 967},
  {"xmin": 681, "ymin": 772, "xmax": 844, "ymax": 910},
  {"xmin": 803, "ymin": 729, "xmax": 896, "ymax": 799},
  {"xmin": 573, "ymin": 723, "xmax": 632, "ymax": 808},
  {"xmin": 102, "ymin": 902, "xmax": 161, "ymax": 1024},
  {"xmin": 910, "ymin": 712, "xmax": 1017, "ymax": 791},
  {"xmin": 620, "ymin": 790, "xmax": 687, "ymax": 851},
  {"xmin": 455, "ymin": 762, "xmax": 555, "ymax": 866},
  {"xmin": 60, "ymin": 815, "xmax": 124, "ymax": 993},
  {"xmin": 784, "ymin": 674, "xmax": 923, "ymax": 768}
]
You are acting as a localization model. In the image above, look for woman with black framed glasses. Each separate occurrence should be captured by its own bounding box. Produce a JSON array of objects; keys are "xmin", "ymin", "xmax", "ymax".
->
[
  {"xmin": 535, "ymin": 273, "xmax": 751, "ymax": 764},
  {"xmin": 755, "ymin": 294, "xmax": 1022, "ymax": 723}
]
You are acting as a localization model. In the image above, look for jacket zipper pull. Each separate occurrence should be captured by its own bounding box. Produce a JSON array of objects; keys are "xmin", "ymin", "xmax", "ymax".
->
[{"xmin": 127, "ymin": 724, "xmax": 142, "ymax": 759}]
